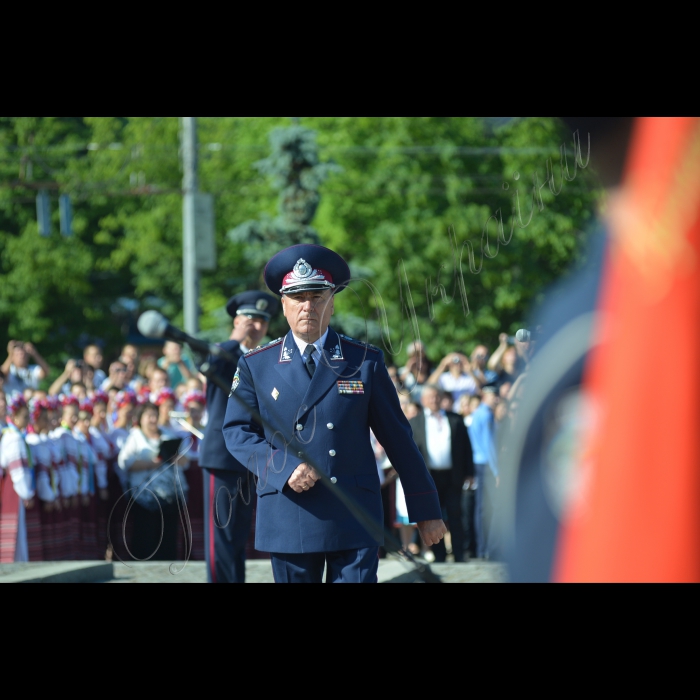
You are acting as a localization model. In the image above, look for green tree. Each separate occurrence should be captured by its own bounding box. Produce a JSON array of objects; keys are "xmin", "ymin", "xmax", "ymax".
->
[
  {"xmin": 303, "ymin": 117, "xmax": 601, "ymax": 366},
  {"xmin": 0, "ymin": 117, "xmax": 602, "ymax": 377},
  {"xmin": 226, "ymin": 124, "xmax": 341, "ymax": 339}
]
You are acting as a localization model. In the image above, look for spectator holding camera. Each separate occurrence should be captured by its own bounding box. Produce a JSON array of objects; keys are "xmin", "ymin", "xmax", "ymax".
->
[
  {"xmin": 1, "ymin": 341, "xmax": 51, "ymax": 397},
  {"xmin": 157, "ymin": 341, "xmax": 195, "ymax": 389},
  {"xmin": 49, "ymin": 359, "xmax": 85, "ymax": 397},
  {"xmin": 428, "ymin": 346, "xmax": 497, "ymax": 402},
  {"xmin": 428, "ymin": 351, "xmax": 478, "ymax": 403},
  {"xmin": 470, "ymin": 345, "xmax": 499, "ymax": 389},
  {"xmin": 488, "ymin": 333, "xmax": 528, "ymax": 388}
]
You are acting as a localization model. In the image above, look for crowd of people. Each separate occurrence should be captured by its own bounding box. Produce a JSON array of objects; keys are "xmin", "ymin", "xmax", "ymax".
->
[
  {"xmin": 379, "ymin": 333, "xmax": 530, "ymax": 562},
  {"xmin": 0, "ymin": 339, "xmax": 211, "ymax": 564},
  {"xmin": 0, "ymin": 331, "xmax": 531, "ymax": 565}
]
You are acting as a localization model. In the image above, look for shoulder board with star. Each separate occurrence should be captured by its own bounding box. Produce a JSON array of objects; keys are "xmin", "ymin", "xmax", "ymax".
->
[
  {"xmin": 339, "ymin": 334, "xmax": 381, "ymax": 354},
  {"xmin": 244, "ymin": 338, "xmax": 283, "ymax": 358}
]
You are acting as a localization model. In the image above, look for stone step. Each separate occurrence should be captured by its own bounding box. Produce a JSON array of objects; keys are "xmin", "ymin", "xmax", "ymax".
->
[{"xmin": 0, "ymin": 562, "xmax": 114, "ymax": 584}]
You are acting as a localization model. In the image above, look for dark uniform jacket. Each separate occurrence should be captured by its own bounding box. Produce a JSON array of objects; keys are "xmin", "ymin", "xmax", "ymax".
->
[
  {"xmin": 222, "ymin": 328, "xmax": 442, "ymax": 554},
  {"xmin": 199, "ymin": 339, "xmax": 247, "ymax": 473}
]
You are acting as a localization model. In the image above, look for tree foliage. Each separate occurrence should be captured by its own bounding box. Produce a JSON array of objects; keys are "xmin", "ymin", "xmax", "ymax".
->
[
  {"xmin": 228, "ymin": 126, "xmax": 341, "ymax": 283},
  {"xmin": 0, "ymin": 117, "xmax": 602, "ymax": 373}
]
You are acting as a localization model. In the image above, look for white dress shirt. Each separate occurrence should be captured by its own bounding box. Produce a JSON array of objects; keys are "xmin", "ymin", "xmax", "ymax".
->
[
  {"xmin": 424, "ymin": 409, "xmax": 452, "ymax": 470},
  {"xmin": 291, "ymin": 329, "xmax": 329, "ymax": 360}
]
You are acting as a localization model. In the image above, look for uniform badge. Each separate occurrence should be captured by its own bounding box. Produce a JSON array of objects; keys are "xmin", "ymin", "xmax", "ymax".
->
[
  {"xmin": 230, "ymin": 369, "xmax": 241, "ymax": 397},
  {"xmin": 279, "ymin": 340, "xmax": 294, "ymax": 363},
  {"xmin": 294, "ymin": 259, "xmax": 313, "ymax": 278},
  {"xmin": 329, "ymin": 344, "xmax": 343, "ymax": 361},
  {"xmin": 272, "ymin": 388, "xmax": 280, "ymax": 401},
  {"xmin": 337, "ymin": 381, "xmax": 364, "ymax": 395}
]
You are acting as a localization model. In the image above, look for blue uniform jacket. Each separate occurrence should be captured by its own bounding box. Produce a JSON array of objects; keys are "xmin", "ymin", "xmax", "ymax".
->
[
  {"xmin": 222, "ymin": 328, "xmax": 442, "ymax": 554},
  {"xmin": 199, "ymin": 339, "xmax": 247, "ymax": 473}
]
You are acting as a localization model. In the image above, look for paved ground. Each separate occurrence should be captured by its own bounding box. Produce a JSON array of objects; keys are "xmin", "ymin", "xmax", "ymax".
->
[
  {"xmin": 1, "ymin": 558, "xmax": 507, "ymax": 583},
  {"xmin": 105, "ymin": 558, "xmax": 506, "ymax": 583}
]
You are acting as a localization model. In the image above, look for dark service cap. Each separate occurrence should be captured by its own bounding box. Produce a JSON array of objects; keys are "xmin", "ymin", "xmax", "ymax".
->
[
  {"xmin": 264, "ymin": 244, "xmax": 351, "ymax": 296},
  {"xmin": 226, "ymin": 291, "xmax": 279, "ymax": 321}
]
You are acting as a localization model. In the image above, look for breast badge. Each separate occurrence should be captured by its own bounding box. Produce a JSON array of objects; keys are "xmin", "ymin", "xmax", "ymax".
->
[{"xmin": 337, "ymin": 381, "xmax": 364, "ymax": 395}]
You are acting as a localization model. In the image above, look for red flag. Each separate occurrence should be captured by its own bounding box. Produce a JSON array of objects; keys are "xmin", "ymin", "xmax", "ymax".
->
[{"xmin": 555, "ymin": 117, "xmax": 700, "ymax": 583}]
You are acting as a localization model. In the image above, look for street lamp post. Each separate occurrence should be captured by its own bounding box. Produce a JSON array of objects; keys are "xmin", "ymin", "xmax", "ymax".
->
[{"xmin": 182, "ymin": 117, "xmax": 199, "ymax": 335}]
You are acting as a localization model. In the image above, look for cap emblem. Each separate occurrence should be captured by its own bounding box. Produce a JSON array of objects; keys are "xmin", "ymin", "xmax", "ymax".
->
[
  {"xmin": 256, "ymin": 299, "xmax": 269, "ymax": 311},
  {"xmin": 280, "ymin": 259, "xmax": 335, "ymax": 293},
  {"xmin": 294, "ymin": 259, "xmax": 313, "ymax": 278}
]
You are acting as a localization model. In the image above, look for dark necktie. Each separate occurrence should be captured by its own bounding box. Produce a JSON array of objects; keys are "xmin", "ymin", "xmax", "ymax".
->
[{"xmin": 304, "ymin": 345, "xmax": 316, "ymax": 378}]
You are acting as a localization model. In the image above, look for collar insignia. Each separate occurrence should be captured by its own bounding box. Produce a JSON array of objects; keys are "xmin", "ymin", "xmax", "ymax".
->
[{"xmin": 279, "ymin": 338, "xmax": 295, "ymax": 363}]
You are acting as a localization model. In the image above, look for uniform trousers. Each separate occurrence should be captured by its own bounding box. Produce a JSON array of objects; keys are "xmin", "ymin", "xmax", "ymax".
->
[
  {"xmin": 429, "ymin": 469, "xmax": 465, "ymax": 563},
  {"xmin": 271, "ymin": 548, "xmax": 380, "ymax": 584},
  {"xmin": 203, "ymin": 468, "xmax": 255, "ymax": 584}
]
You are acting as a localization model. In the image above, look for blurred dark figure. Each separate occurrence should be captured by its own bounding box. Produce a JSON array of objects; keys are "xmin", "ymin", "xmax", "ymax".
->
[{"xmin": 502, "ymin": 118, "xmax": 636, "ymax": 582}]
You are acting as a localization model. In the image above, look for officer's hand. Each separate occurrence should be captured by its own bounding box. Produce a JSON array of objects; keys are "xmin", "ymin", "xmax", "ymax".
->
[
  {"xmin": 231, "ymin": 319, "xmax": 255, "ymax": 343},
  {"xmin": 417, "ymin": 519, "xmax": 447, "ymax": 546},
  {"xmin": 288, "ymin": 463, "xmax": 320, "ymax": 494}
]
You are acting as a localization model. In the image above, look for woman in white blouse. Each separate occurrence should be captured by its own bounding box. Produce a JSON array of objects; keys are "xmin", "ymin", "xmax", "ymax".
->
[{"xmin": 118, "ymin": 402, "xmax": 186, "ymax": 561}]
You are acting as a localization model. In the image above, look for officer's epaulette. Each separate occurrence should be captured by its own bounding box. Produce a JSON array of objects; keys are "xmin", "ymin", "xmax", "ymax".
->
[
  {"xmin": 339, "ymin": 334, "xmax": 381, "ymax": 354},
  {"xmin": 244, "ymin": 338, "xmax": 283, "ymax": 358}
]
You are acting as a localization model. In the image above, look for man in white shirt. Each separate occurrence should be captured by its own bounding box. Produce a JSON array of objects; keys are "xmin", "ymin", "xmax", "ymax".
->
[{"xmin": 409, "ymin": 385, "xmax": 474, "ymax": 563}]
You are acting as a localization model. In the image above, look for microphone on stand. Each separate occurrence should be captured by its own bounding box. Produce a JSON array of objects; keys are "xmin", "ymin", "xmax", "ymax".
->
[{"xmin": 137, "ymin": 311, "xmax": 237, "ymax": 362}]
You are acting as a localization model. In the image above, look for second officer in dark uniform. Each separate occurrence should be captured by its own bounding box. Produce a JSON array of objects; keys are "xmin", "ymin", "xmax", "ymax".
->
[{"xmin": 200, "ymin": 290, "xmax": 279, "ymax": 584}]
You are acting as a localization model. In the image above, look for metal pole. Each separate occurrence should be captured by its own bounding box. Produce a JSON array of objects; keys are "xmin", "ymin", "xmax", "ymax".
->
[{"xmin": 182, "ymin": 117, "xmax": 199, "ymax": 335}]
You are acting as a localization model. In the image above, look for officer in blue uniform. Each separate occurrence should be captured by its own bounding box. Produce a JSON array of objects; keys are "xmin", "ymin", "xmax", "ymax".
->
[
  {"xmin": 200, "ymin": 290, "xmax": 279, "ymax": 584},
  {"xmin": 223, "ymin": 244, "xmax": 446, "ymax": 583}
]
